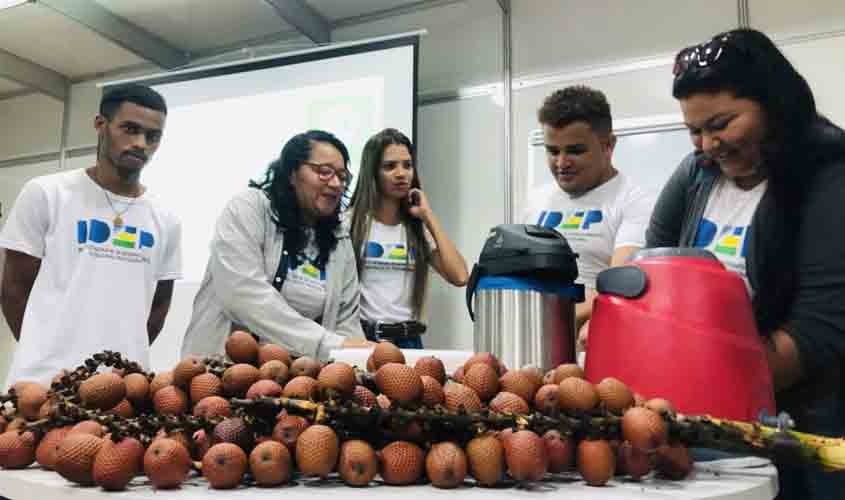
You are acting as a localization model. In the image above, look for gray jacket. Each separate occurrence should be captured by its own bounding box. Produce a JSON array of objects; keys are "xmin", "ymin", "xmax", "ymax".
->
[
  {"xmin": 645, "ymin": 151, "xmax": 718, "ymax": 248},
  {"xmin": 181, "ymin": 188, "xmax": 364, "ymax": 361},
  {"xmin": 645, "ymin": 120, "xmax": 845, "ymax": 437}
]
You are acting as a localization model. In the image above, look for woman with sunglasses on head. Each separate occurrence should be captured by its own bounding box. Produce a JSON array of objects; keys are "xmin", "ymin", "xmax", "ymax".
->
[
  {"xmin": 182, "ymin": 130, "xmax": 373, "ymax": 362},
  {"xmin": 647, "ymin": 29, "xmax": 845, "ymax": 498},
  {"xmin": 348, "ymin": 128, "xmax": 469, "ymax": 348}
]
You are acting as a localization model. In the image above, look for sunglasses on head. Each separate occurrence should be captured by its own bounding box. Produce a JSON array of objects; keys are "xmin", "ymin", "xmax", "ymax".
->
[{"xmin": 673, "ymin": 34, "xmax": 742, "ymax": 78}]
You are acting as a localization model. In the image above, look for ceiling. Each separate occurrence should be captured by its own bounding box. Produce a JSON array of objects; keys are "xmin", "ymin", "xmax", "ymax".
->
[{"xmin": 0, "ymin": 0, "xmax": 460, "ymax": 101}]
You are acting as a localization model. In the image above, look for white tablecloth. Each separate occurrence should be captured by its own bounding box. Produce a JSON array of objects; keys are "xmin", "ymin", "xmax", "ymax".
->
[{"xmin": 0, "ymin": 458, "xmax": 777, "ymax": 500}]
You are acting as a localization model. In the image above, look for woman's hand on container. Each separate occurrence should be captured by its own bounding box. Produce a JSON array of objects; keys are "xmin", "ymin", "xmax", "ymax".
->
[{"xmin": 577, "ymin": 320, "xmax": 590, "ymax": 351}]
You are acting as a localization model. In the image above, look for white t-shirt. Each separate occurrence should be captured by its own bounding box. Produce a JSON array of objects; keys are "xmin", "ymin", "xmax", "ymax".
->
[
  {"xmin": 0, "ymin": 168, "xmax": 182, "ymax": 387},
  {"xmin": 281, "ymin": 235, "xmax": 327, "ymax": 321},
  {"xmin": 521, "ymin": 172, "xmax": 654, "ymax": 289},
  {"xmin": 693, "ymin": 177, "xmax": 767, "ymax": 291},
  {"xmin": 359, "ymin": 220, "xmax": 435, "ymax": 323}
]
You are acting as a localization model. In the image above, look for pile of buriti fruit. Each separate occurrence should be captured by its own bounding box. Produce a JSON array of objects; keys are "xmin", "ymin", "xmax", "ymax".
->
[{"xmin": 0, "ymin": 332, "xmax": 785, "ymax": 491}]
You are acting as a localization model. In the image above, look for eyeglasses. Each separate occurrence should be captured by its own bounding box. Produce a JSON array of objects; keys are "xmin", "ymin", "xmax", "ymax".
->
[
  {"xmin": 673, "ymin": 34, "xmax": 740, "ymax": 78},
  {"xmin": 303, "ymin": 161, "xmax": 351, "ymax": 186}
]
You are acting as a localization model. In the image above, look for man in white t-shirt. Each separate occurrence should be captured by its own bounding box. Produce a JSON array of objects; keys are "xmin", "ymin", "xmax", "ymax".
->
[
  {"xmin": 522, "ymin": 86, "xmax": 654, "ymax": 348},
  {"xmin": 0, "ymin": 85, "xmax": 182, "ymax": 387}
]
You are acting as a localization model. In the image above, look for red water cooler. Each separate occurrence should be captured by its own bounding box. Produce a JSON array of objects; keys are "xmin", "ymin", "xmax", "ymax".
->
[{"xmin": 584, "ymin": 248, "xmax": 775, "ymax": 421}]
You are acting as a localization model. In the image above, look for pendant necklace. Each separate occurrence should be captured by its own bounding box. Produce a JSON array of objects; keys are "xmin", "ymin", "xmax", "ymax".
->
[{"xmin": 94, "ymin": 169, "xmax": 139, "ymax": 229}]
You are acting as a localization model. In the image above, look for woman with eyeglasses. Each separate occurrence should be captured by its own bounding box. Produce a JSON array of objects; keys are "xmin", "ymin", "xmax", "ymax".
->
[
  {"xmin": 348, "ymin": 128, "xmax": 469, "ymax": 348},
  {"xmin": 647, "ymin": 29, "xmax": 845, "ymax": 498},
  {"xmin": 182, "ymin": 130, "xmax": 372, "ymax": 361}
]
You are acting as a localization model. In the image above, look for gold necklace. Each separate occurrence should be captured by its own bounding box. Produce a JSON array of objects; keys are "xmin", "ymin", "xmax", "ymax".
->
[
  {"xmin": 102, "ymin": 190, "xmax": 137, "ymax": 229},
  {"xmin": 92, "ymin": 168, "xmax": 140, "ymax": 229}
]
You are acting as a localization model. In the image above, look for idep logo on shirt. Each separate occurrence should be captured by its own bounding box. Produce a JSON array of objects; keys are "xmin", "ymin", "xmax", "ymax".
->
[
  {"xmin": 287, "ymin": 256, "xmax": 327, "ymax": 281},
  {"xmin": 694, "ymin": 219, "xmax": 750, "ymax": 257},
  {"xmin": 299, "ymin": 262, "xmax": 326, "ymax": 281},
  {"xmin": 536, "ymin": 210, "xmax": 603, "ymax": 231},
  {"xmin": 366, "ymin": 241, "xmax": 415, "ymax": 261},
  {"xmin": 77, "ymin": 219, "xmax": 155, "ymax": 250}
]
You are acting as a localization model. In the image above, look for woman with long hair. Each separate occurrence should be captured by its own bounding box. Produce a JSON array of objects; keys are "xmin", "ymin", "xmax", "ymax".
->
[
  {"xmin": 648, "ymin": 29, "xmax": 845, "ymax": 498},
  {"xmin": 349, "ymin": 128, "xmax": 468, "ymax": 348},
  {"xmin": 182, "ymin": 130, "xmax": 372, "ymax": 361}
]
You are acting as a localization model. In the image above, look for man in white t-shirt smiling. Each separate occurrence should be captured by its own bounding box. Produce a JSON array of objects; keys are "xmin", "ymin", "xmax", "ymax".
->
[
  {"xmin": 0, "ymin": 85, "xmax": 182, "ymax": 387},
  {"xmin": 522, "ymin": 86, "xmax": 654, "ymax": 348}
]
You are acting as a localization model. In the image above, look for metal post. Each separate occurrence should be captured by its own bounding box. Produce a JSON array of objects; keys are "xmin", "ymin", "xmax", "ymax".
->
[
  {"xmin": 498, "ymin": 0, "xmax": 513, "ymax": 223},
  {"xmin": 737, "ymin": 0, "xmax": 750, "ymax": 28},
  {"xmin": 59, "ymin": 83, "xmax": 72, "ymax": 170}
]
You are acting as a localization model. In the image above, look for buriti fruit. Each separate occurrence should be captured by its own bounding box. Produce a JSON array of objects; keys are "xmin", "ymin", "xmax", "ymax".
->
[
  {"xmin": 189, "ymin": 372, "xmax": 223, "ymax": 404},
  {"xmin": 426, "ymin": 442, "xmax": 467, "ymax": 489},
  {"xmin": 0, "ymin": 431, "xmax": 37, "ymax": 469},
  {"xmin": 577, "ymin": 439, "xmax": 615, "ymax": 486},
  {"xmin": 35, "ymin": 426, "xmax": 71, "ymax": 470},
  {"xmin": 281, "ymin": 375, "xmax": 318, "ymax": 400},
  {"xmin": 375, "ymin": 363, "xmax": 422, "ymax": 404},
  {"xmin": 414, "ymin": 356, "xmax": 446, "ymax": 385},
  {"xmin": 250, "ymin": 440, "xmax": 292, "ymax": 486},
  {"xmin": 143, "ymin": 438, "xmax": 192, "ymax": 489},
  {"xmin": 172, "ymin": 357, "xmax": 206, "ymax": 387},
  {"xmin": 371, "ymin": 342, "xmax": 405, "ymax": 369},
  {"xmin": 203, "ymin": 443, "xmax": 248, "ymax": 489},
  {"xmin": 338, "ymin": 439, "xmax": 378, "ymax": 486},
  {"xmin": 466, "ymin": 433, "xmax": 505, "ymax": 486},
  {"xmin": 92, "ymin": 437, "xmax": 144, "ymax": 491},
  {"xmin": 379, "ymin": 441, "xmax": 425, "ymax": 485},
  {"xmin": 225, "ymin": 331, "xmax": 258, "ymax": 364},
  {"xmin": 296, "ymin": 424, "xmax": 339, "ymax": 478},
  {"xmin": 289, "ymin": 357, "xmax": 321, "ymax": 378},
  {"xmin": 54, "ymin": 433, "xmax": 104, "ymax": 485},
  {"xmin": 257, "ymin": 344, "xmax": 291, "ymax": 367},
  {"xmin": 79, "ymin": 373, "xmax": 126, "ymax": 411},
  {"xmin": 504, "ymin": 430, "xmax": 547, "ymax": 481}
]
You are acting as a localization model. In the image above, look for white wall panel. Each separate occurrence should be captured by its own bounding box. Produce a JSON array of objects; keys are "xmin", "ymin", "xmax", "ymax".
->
[
  {"xmin": 749, "ymin": 0, "xmax": 845, "ymax": 39},
  {"xmin": 332, "ymin": 0, "xmax": 502, "ymax": 94},
  {"xmin": 511, "ymin": 0, "xmax": 737, "ymax": 79},
  {"xmin": 0, "ymin": 94, "xmax": 63, "ymax": 160},
  {"xmin": 782, "ymin": 35, "xmax": 845, "ymax": 126},
  {"xmin": 65, "ymin": 82, "xmax": 102, "ymax": 150},
  {"xmin": 417, "ymin": 95, "xmax": 504, "ymax": 350}
]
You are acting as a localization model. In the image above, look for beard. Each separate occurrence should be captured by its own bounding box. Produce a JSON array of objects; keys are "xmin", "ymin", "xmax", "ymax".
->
[
  {"xmin": 112, "ymin": 160, "xmax": 142, "ymax": 182},
  {"xmin": 99, "ymin": 133, "xmax": 146, "ymax": 183}
]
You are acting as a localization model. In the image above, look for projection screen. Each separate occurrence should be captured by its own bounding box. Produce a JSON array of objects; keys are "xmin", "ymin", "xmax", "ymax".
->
[{"xmin": 104, "ymin": 33, "xmax": 419, "ymax": 371}]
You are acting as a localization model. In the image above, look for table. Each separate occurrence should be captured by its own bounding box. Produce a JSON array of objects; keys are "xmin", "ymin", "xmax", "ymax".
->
[{"xmin": 0, "ymin": 457, "xmax": 777, "ymax": 500}]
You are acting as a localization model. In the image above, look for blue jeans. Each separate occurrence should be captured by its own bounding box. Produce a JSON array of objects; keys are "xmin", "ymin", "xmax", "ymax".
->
[{"xmin": 392, "ymin": 336, "xmax": 423, "ymax": 349}]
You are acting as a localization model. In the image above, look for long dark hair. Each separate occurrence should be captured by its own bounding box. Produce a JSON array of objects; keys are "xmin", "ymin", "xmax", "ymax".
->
[
  {"xmin": 349, "ymin": 128, "xmax": 430, "ymax": 318},
  {"xmin": 249, "ymin": 130, "xmax": 351, "ymax": 268},
  {"xmin": 672, "ymin": 28, "xmax": 818, "ymax": 334}
]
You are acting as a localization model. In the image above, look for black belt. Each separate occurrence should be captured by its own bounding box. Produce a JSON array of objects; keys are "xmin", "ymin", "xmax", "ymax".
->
[{"xmin": 361, "ymin": 320, "xmax": 426, "ymax": 341}]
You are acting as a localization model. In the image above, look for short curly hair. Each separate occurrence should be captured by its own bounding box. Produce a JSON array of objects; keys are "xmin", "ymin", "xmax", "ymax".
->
[
  {"xmin": 100, "ymin": 84, "xmax": 167, "ymax": 120},
  {"xmin": 537, "ymin": 85, "xmax": 612, "ymax": 135}
]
